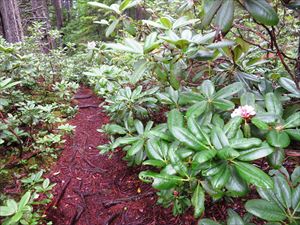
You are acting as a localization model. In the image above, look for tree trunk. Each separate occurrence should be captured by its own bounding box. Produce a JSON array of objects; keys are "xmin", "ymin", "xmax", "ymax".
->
[
  {"xmin": 52, "ymin": 0, "xmax": 63, "ymax": 29},
  {"xmin": 31, "ymin": 0, "xmax": 53, "ymax": 51},
  {"xmin": 0, "ymin": 0, "xmax": 24, "ymax": 43}
]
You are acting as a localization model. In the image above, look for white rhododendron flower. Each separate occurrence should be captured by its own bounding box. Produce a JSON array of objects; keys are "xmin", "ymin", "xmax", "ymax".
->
[
  {"xmin": 87, "ymin": 41, "xmax": 96, "ymax": 50},
  {"xmin": 231, "ymin": 105, "xmax": 256, "ymax": 119}
]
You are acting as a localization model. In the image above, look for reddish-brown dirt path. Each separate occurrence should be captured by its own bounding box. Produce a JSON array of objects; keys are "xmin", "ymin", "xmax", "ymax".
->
[{"xmin": 45, "ymin": 87, "xmax": 196, "ymax": 225}]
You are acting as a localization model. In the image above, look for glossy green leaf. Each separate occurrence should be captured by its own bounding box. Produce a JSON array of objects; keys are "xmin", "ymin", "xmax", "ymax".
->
[
  {"xmin": 284, "ymin": 112, "xmax": 300, "ymax": 128},
  {"xmin": 245, "ymin": 199, "xmax": 286, "ymax": 222},
  {"xmin": 265, "ymin": 93, "xmax": 283, "ymax": 116},
  {"xmin": 207, "ymin": 40, "xmax": 235, "ymax": 49},
  {"xmin": 244, "ymin": 0, "xmax": 279, "ymax": 26},
  {"xmin": 211, "ymin": 163, "xmax": 230, "ymax": 189},
  {"xmin": 171, "ymin": 126, "xmax": 207, "ymax": 151},
  {"xmin": 241, "ymin": 92, "xmax": 256, "ymax": 107},
  {"xmin": 200, "ymin": 80, "xmax": 215, "ymax": 97},
  {"xmin": 139, "ymin": 171, "xmax": 183, "ymax": 190},
  {"xmin": 267, "ymin": 148, "xmax": 285, "ymax": 169},
  {"xmin": 146, "ymin": 139, "xmax": 164, "ymax": 161},
  {"xmin": 186, "ymin": 101, "xmax": 207, "ymax": 118},
  {"xmin": 142, "ymin": 159, "xmax": 166, "ymax": 167},
  {"xmin": 192, "ymin": 183, "xmax": 205, "ymax": 218},
  {"xmin": 266, "ymin": 130, "xmax": 290, "ymax": 148},
  {"xmin": 212, "ymin": 98, "xmax": 235, "ymax": 111},
  {"xmin": 227, "ymin": 209, "xmax": 245, "ymax": 225},
  {"xmin": 292, "ymin": 185, "xmax": 300, "ymax": 212},
  {"xmin": 215, "ymin": 0, "xmax": 234, "ymax": 33},
  {"xmin": 193, "ymin": 149, "xmax": 217, "ymax": 164},
  {"xmin": 230, "ymin": 138, "xmax": 262, "ymax": 150},
  {"xmin": 251, "ymin": 117, "xmax": 269, "ymax": 130},
  {"xmin": 217, "ymin": 147, "xmax": 240, "ymax": 160},
  {"xmin": 18, "ymin": 191, "xmax": 31, "ymax": 210},
  {"xmin": 168, "ymin": 143, "xmax": 188, "ymax": 177},
  {"xmin": 234, "ymin": 161, "xmax": 273, "ymax": 188},
  {"xmin": 167, "ymin": 109, "xmax": 184, "ymax": 132},
  {"xmin": 106, "ymin": 19, "xmax": 119, "ymax": 37},
  {"xmin": 226, "ymin": 167, "xmax": 249, "ymax": 197},
  {"xmin": 211, "ymin": 126, "xmax": 229, "ymax": 149},
  {"xmin": 127, "ymin": 139, "xmax": 144, "ymax": 156},
  {"xmin": 224, "ymin": 116, "xmax": 243, "ymax": 139},
  {"xmin": 279, "ymin": 77, "xmax": 300, "ymax": 97},
  {"xmin": 187, "ymin": 116, "xmax": 210, "ymax": 144},
  {"xmin": 198, "ymin": 219, "xmax": 221, "ymax": 225},
  {"xmin": 214, "ymin": 82, "xmax": 243, "ymax": 99},
  {"xmin": 237, "ymin": 142, "xmax": 273, "ymax": 161},
  {"xmin": 144, "ymin": 32, "xmax": 160, "ymax": 53},
  {"xmin": 201, "ymin": 0, "xmax": 223, "ymax": 28},
  {"xmin": 274, "ymin": 175, "xmax": 292, "ymax": 209},
  {"xmin": 285, "ymin": 129, "xmax": 300, "ymax": 141}
]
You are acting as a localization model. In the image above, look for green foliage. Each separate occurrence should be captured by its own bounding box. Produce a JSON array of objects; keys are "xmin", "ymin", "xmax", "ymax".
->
[
  {"xmin": 245, "ymin": 167, "xmax": 300, "ymax": 224},
  {"xmin": 87, "ymin": 0, "xmax": 300, "ymax": 221}
]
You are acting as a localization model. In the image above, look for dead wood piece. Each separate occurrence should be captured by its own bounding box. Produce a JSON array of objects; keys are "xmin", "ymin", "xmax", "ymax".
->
[
  {"xmin": 286, "ymin": 150, "xmax": 300, "ymax": 157},
  {"xmin": 103, "ymin": 192, "xmax": 155, "ymax": 208},
  {"xmin": 78, "ymin": 104, "xmax": 99, "ymax": 109},
  {"xmin": 104, "ymin": 211, "xmax": 122, "ymax": 225},
  {"xmin": 4, "ymin": 150, "xmax": 40, "ymax": 169},
  {"xmin": 53, "ymin": 177, "xmax": 71, "ymax": 207},
  {"xmin": 69, "ymin": 205, "xmax": 85, "ymax": 225},
  {"xmin": 73, "ymin": 94, "xmax": 92, "ymax": 99}
]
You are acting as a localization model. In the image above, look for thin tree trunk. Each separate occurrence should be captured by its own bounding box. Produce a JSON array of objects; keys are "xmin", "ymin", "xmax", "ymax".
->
[
  {"xmin": 0, "ymin": 0, "xmax": 24, "ymax": 43},
  {"xmin": 52, "ymin": 0, "xmax": 63, "ymax": 29}
]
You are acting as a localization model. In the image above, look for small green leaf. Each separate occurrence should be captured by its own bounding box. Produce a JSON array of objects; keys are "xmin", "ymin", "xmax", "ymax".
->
[
  {"xmin": 211, "ymin": 163, "xmax": 230, "ymax": 189},
  {"xmin": 214, "ymin": 82, "xmax": 243, "ymax": 99},
  {"xmin": 226, "ymin": 167, "xmax": 249, "ymax": 197},
  {"xmin": 284, "ymin": 112, "xmax": 300, "ymax": 128},
  {"xmin": 217, "ymin": 147, "xmax": 240, "ymax": 160},
  {"xmin": 139, "ymin": 171, "xmax": 183, "ymax": 190},
  {"xmin": 212, "ymin": 98, "xmax": 235, "ymax": 111},
  {"xmin": 171, "ymin": 126, "xmax": 207, "ymax": 151},
  {"xmin": 198, "ymin": 219, "xmax": 221, "ymax": 225},
  {"xmin": 266, "ymin": 130, "xmax": 290, "ymax": 148},
  {"xmin": 292, "ymin": 185, "xmax": 300, "ymax": 212},
  {"xmin": 279, "ymin": 77, "xmax": 300, "ymax": 97},
  {"xmin": 127, "ymin": 139, "xmax": 144, "ymax": 156},
  {"xmin": 211, "ymin": 126, "xmax": 229, "ymax": 149},
  {"xmin": 18, "ymin": 191, "xmax": 31, "ymax": 210},
  {"xmin": 106, "ymin": 19, "xmax": 120, "ymax": 37},
  {"xmin": 265, "ymin": 93, "xmax": 283, "ymax": 116},
  {"xmin": 230, "ymin": 138, "xmax": 262, "ymax": 150},
  {"xmin": 227, "ymin": 209, "xmax": 245, "ymax": 225},
  {"xmin": 267, "ymin": 148, "xmax": 285, "ymax": 169},
  {"xmin": 192, "ymin": 183, "xmax": 205, "ymax": 218},
  {"xmin": 167, "ymin": 109, "xmax": 184, "ymax": 132},
  {"xmin": 224, "ymin": 116, "xmax": 243, "ymax": 139},
  {"xmin": 193, "ymin": 149, "xmax": 217, "ymax": 164},
  {"xmin": 274, "ymin": 175, "xmax": 292, "ymax": 209}
]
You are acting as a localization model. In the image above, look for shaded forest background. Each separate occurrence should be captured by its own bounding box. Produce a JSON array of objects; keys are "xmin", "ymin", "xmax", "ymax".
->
[{"xmin": 0, "ymin": 0, "xmax": 121, "ymax": 45}]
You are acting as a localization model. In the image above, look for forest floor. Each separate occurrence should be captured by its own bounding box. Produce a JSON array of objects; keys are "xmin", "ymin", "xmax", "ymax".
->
[
  {"xmin": 45, "ymin": 86, "xmax": 196, "ymax": 225},
  {"xmin": 44, "ymin": 87, "xmax": 280, "ymax": 225}
]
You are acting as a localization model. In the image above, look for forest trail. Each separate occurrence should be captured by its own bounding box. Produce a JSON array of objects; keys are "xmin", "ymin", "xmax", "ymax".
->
[{"xmin": 45, "ymin": 87, "xmax": 195, "ymax": 225}]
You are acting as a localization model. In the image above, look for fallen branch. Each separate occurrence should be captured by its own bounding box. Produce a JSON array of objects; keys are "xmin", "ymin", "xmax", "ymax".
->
[
  {"xmin": 103, "ymin": 192, "xmax": 155, "ymax": 208},
  {"xmin": 104, "ymin": 211, "xmax": 122, "ymax": 225},
  {"xmin": 53, "ymin": 178, "xmax": 71, "ymax": 207}
]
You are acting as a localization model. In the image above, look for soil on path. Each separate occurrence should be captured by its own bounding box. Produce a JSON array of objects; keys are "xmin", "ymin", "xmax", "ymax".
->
[{"xmin": 45, "ymin": 87, "xmax": 196, "ymax": 225}]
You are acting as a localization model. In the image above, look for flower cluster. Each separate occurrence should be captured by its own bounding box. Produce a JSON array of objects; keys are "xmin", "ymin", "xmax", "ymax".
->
[{"xmin": 231, "ymin": 105, "xmax": 256, "ymax": 119}]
